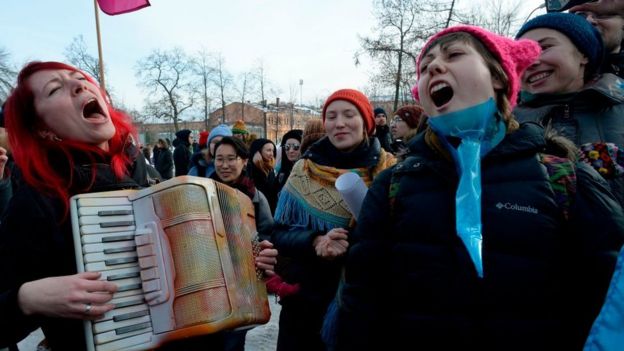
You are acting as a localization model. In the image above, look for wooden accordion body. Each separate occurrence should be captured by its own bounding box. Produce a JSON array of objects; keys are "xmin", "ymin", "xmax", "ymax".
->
[{"xmin": 70, "ymin": 176, "xmax": 270, "ymax": 351}]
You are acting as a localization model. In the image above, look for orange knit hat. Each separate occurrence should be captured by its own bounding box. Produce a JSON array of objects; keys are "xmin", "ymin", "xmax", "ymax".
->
[{"xmin": 322, "ymin": 89, "xmax": 375, "ymax": 136}]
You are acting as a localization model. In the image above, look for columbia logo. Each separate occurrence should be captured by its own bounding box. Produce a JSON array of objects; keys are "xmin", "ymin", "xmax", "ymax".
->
[{"xmin": 495, "ymin": 202, "xmax": 538, "ymax": 214}]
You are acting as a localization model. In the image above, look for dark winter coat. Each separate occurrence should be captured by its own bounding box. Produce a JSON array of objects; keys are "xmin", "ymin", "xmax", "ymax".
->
[
  {"xmin": 154, "ymin": 146, "xmax": 173, "ymax": 180},
  {"xmin": 173, "ymin": 130, "xmax": 192, "ymax": 176},
  {"xmin": 247, "ymin": 139, "xmax": 278, "ymax": 213},
  {"xmin": 374, "ymin": 124, "xmax": 393, "ymax": 153},
  {"xmin": 515, "ymin": 73, "xmax": 624, "ymax": 206},
  {"xmin": 333, "ymin": 123, "xmax": 624, "ymax": 350},
  {"xmin": 0, "ymin": 147, "xmax": 152, "ymax": 350}
]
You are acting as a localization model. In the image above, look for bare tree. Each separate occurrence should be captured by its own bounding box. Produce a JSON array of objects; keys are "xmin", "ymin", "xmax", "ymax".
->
[
  {"xmin": 64, "ymin": 35, "xmax": 103, "ymax": 84},
  {"xmin": 255, "ymin": 59, "xmax": 268, "ymax": 106},
  {"xmin": 211, "ymin": 53, "xmax": 232, "ymax": 124},
  {"xmin": 136, "ymin": 48, "xmax": 196, "ymax": 132},
  {"xmin": 358, "ymin": 0, "xmax": 453, "ymax": 111},
  {"xmin": 453, "ymin": 0, "xmax": 523, "ymax": 36},
  {"xmin": 0, "ymin": 48, "xmax": 16, "ymax": 102},
  {"xmin": 194, "ymin": 49, "xmax": 215, "ymax": 130},
  {"xmin": 235, "ymin": 71, "xmax": 254, "ymax": 121}
]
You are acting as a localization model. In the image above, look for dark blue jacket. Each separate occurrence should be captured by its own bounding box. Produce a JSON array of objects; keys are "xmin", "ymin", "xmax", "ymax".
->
[{"xmin": 334, "ymin": 123, "xmax": 624, "ymax": 350}]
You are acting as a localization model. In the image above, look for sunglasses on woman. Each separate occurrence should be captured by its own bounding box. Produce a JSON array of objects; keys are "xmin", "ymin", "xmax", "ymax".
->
[{"xmin": 284, "ymin": 143, "xmax": 300, "ymax": 151}]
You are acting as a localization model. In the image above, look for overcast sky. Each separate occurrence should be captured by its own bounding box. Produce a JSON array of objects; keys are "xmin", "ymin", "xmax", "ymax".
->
[{"xmin": 2, "ymin": 0, "xmax": 546, "ymax": 112}]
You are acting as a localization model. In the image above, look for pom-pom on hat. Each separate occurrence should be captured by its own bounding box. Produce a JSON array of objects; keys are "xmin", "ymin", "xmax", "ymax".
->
[
  {"xmin": 515, "ymin": 12, "xmax": 604, "ymax": 78},
  {"xmin": 322, "ymin": 89, "xmax": 375, "ymax": 136},
  {"xmin": 414, "ymin": 25, "xmax": 541, "ymax": 108},
  {"xmin": 231, "ymin": 120, "xmax": 249, "ymax": 135},
  {"xmin": 208, "ymin": 124, "xmax": 233, "ymax": 144},
  {"xmin": 198, "ymin": 131, "xmax": 209, "ymax": 149},
  {"xmin": 393, "ymin": 105, "xmax": 426, "ymax": 129}
]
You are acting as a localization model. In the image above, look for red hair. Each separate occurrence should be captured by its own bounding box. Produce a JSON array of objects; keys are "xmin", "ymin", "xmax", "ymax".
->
[{"xmin": 4, "ymin": 61, "xmax": 138, "ymax": 210}]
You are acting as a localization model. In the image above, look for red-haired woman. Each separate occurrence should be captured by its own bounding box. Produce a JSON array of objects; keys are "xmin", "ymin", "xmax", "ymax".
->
[{"xmin": 0, "ymin": 62, "xmax": 276, "ymax": 350}]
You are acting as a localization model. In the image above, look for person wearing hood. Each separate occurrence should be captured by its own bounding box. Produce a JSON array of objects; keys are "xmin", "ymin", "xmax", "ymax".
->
[
  {"xmin": 514, "ymin": 12, "xmax": 624, "ymax": 206},
  {"xmin": 272, "ymin": 89, "xmax": 396, "ymax": 351},
  {"xmin": 276, "ymin": 129, "xmax": 303, "ymax": 192},
  {"xmin": 372, "ymin": 107, "xmax": 393, "ymax": 153},
  {"xmin": 247, "ymin": 138, "xmax": 278, "ymax": 213},
  {"xmin": 173, "ymin": 129, "xmax": 193, "ymax": 176},
  {"xmin": 189, "ymin": 124, "xmax": 233, "ymax": 179},
  {"xmin": 331, "ymin": 25, "xmax": 624, "ymax": 350}
]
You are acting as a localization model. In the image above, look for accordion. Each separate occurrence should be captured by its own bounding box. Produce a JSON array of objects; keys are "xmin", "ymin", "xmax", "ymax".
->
[{"xmin": 70, "ymin": 176, "xmax": 270, "ymax": 351}]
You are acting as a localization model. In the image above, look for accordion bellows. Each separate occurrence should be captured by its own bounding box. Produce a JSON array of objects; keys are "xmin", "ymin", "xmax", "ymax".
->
[{"xmin": 71, "ymin": 176, "xmax": 270, "ymax": 351}]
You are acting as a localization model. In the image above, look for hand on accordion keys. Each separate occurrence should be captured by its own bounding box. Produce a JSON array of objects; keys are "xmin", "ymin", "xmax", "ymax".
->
[{"xmin": 252, "ymin": 237, "xmax": 278, "ymax": 277}]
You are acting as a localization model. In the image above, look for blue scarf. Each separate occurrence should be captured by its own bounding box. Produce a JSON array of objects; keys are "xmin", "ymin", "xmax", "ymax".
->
[{"xmin": 428, "ymin": 98, "xmax": 506, "ymax": 278}]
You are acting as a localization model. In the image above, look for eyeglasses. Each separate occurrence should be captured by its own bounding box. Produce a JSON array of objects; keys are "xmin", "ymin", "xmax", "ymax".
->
[
  {"xmin": 215, "ymin": 156, "xmax": 240, "ymax": 165},
  {"xmin": 391, "ymin": 117, "xmax": 406, "ymax": 124},
  {"xmin": 284, "ymin": 144, "xmax": 300, "ymax": 151}
]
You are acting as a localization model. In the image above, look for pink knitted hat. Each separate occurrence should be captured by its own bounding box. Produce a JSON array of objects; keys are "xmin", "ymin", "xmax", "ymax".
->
[{"xmin": 413, "ymin": 25, "xmax": 541, "ymax": 108}]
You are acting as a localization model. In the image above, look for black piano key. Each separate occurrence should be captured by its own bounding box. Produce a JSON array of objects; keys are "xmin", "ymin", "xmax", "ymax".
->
[
  {"xmin": 115, "ymin": 321, "xmax": 151, "ymax": 335},
  {"xmin": 114, "ymin": 299, "xmax": 145, "ymax": 309},
  {"xmin": 105, "ymin": 257, "xmax": 138, "ymax": 266},
  {"xmin": 102, "ymin": 235, "xmax": 135, "ymax": 243},
  {"xmin": 107, "ymin": 272, "xmax": 140, "ymax": 281},
  {"xmin": 104, "ymin": 246, "xmax": 137, "ymax": 254},
  {"xmin": 100, "ymin": 221, "xmax": 135, "ymax": 228},
  {"xmin": 98, "ymin": 210, "xmax": 133, "ymax": 216},
  {"xmin": 113, "ymin": 309, "xmax": 149, "ymax": 322},
  {"xmin": 116, "ymin": 283, "xmax": 142, "ymax": 292}
]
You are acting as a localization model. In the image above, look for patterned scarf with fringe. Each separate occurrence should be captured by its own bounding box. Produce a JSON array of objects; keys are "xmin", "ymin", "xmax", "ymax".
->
[{"xmin": 274, "ymin": 149, "xmax": 395, "ymax": 232}]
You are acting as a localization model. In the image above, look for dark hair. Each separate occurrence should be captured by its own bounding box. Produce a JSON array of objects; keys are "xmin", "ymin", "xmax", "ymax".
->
[{"xmin": 214, "ymin": 136, "xmax": 250, "ymax": 160}]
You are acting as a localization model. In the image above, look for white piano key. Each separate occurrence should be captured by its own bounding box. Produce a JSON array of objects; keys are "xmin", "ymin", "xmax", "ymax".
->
[
  {"xmin": 83, "ymin": 241, "xmax": 136, "ymax": 254},
  {"xmin": 79, "ymin": 205, "xmax": 133, "ymax": 216},
  {"xmin": 80, "ymin": 231, "xmax": 136, "ymax": 244},
  {"xmin": 80, "ymin": 214, "xmax": 135, "ymax": 225},
  {"xmin": 77, "ymin": 197, "xmax": 131, "ymax": 207},
  {"xmin": 86, "ymin": 260, "xmax": 137, "ymax": 272},
  {"xmin": 111, "ymin": 288, "xmax": 144, "ymax": 300},
  {"xmin": 94, "ymin": 324, "xmax": 152, "ymax": 345},
  {"xmin": 93, "ymin": 314, "xmax": 150, "ymax": 334},
  {"xmin": 100, "ymin": 266, "xmax": 141, "ymax": 282},
  {"xmin": 81, "ymin": 224, "xmax": 136, "ymax": 235},
  {"xmin": 84, "ymin": 250, "xmax": 137, "ymax": 264},
  {"xmin": 111, "ymin": 277, "xmax": 142, "ymax": 292},
  {"xmin": 101, "ymin": 303, "xmax": 149, "ymax": 322},
  {"xmin": 94, "ymin": 331, "xmax": 152, "ymax": 351},
  {"xmin": 110, "ymin": 294, "xmax": 145, "ymax": 307}
]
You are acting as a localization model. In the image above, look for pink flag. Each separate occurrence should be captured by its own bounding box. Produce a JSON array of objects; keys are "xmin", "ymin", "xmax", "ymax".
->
[{"xmin": 96, "ymin": 0, "xmax": 151, "ymax": 15}]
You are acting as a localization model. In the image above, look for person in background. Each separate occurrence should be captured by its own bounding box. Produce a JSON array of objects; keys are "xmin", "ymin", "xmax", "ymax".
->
[
  {"xmin": 0, "ymin": 61, "xmax": 278, "ymax": 351},
  {"xmin": 141, "ymin": 144, "xmax": 152, "ymax": 165},
  {"xmin": 276, "ymin": 129, "xmax": 303, "ymax": 192},
  {"xmin": 372, "ymin": 107, "xmax": 393, "ymax": 152},
  {"xmin": 569, "ymin": 0, "xmax": 624, "ymax": 17},
  {"xmin": 187, "ymin": 130, "xmax": 209, "ymax": 177},
  {"xmin": 272, "ymin": 89, "xmax": 395, "ymax": 351},
  {"xmin": 209, "ymin": 136, "xmax": 276, "ymax": 351},
  {"xmin": 389, "ymin": 104, "xmax": 426, "ymax": 160},
  {"xmin": 173, "ymin": 129, "xmax": 193, "ymax": 176},
  {"xmin": 154, "ymin": 138, "xmax": 173, "ymax": 180},
  {"xmin": 300, "ymin": 118, "xmax": 326, "ymax": 155},
  {"xmin": 515, "ymin": 12, "xmax": 624, "ymax": 206},
  {"xmin": 189, "ymin": 124, "xmax": 233, "ymax": 178},
  {"xmin": 332, "ymin": 25, "xmax": 624, "ymax": 350},
  {"xmin": 571, "ymin": 5, "xmax": 624, "ymax": 77},
  {"xmin": 247, "ymin": 138, "xmax": 278, "ymax": 213},
  {"xmin": 231, "ymin": 120, "xmax": 249, "ymax": 144}
]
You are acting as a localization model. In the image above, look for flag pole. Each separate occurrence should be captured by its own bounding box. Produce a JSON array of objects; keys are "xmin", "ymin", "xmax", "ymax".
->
[{"xmin": 93, "ymin": 0, "xmax": 106, "ymax": 90}]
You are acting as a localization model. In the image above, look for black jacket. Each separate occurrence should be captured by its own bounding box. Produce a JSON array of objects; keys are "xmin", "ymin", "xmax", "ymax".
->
[
  {"xmin": 334, "ymin": 123, "xmax": 624, "ymax": 350},
  {"xmin": 515, "ymin": 73, "xmax": 624, "ymax": 206},
  {"xmin": 374, "ymin": 124, "xmax": 393, "ymax": 153},
  {"xmin": 154, "ymin": 146, "xmax": 174, "ymax": 180},
  {"xmin": 0, "ymin": 149, "xmax": 150, "ymax": 349}
]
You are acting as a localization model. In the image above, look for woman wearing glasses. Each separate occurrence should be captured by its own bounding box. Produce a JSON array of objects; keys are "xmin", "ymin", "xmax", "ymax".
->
[
  {"xmin": 389, "ymin": 105, "xmax": 426, "ymax": 160},
  {"xmin": 276, "ymin": 129, "xmax": 303, "ymax": 193}
]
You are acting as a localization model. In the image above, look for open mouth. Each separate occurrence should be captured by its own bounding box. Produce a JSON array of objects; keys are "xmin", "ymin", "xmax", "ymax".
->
[
  {"xmin": 430, "ymin": 82, "xmax": 454, "ymax": 107},
  {"xmin": 82, "ymin": 99, "xmax": 106, "ymax": 119}
]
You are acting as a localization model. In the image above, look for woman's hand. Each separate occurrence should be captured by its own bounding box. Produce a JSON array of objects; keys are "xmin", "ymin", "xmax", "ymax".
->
[
  {"xmin": 17, "ymin": 272, "xmax": 117, "ymax": 320},
  {"xmin": 255, "ymin": 240, "xmax": 278, "ymax": 276},
  {"xmin": 570, "ymin": 0, "xmax": 624, "ymax": 16},
  {"xmin": 313, "ymin": 228, "xmax": 349, "ymax": 260}
]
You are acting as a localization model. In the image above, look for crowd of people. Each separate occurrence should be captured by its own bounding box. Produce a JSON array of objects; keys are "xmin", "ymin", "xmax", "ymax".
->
[{"xmin": 2, "ymin": 0, "xmax": 624, "ymax": 350}]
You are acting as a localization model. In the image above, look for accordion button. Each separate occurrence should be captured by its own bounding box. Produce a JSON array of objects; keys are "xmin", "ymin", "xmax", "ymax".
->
[{"xmin": 143, "ymin": 278, "xmax": 161, "ymax": 293}]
